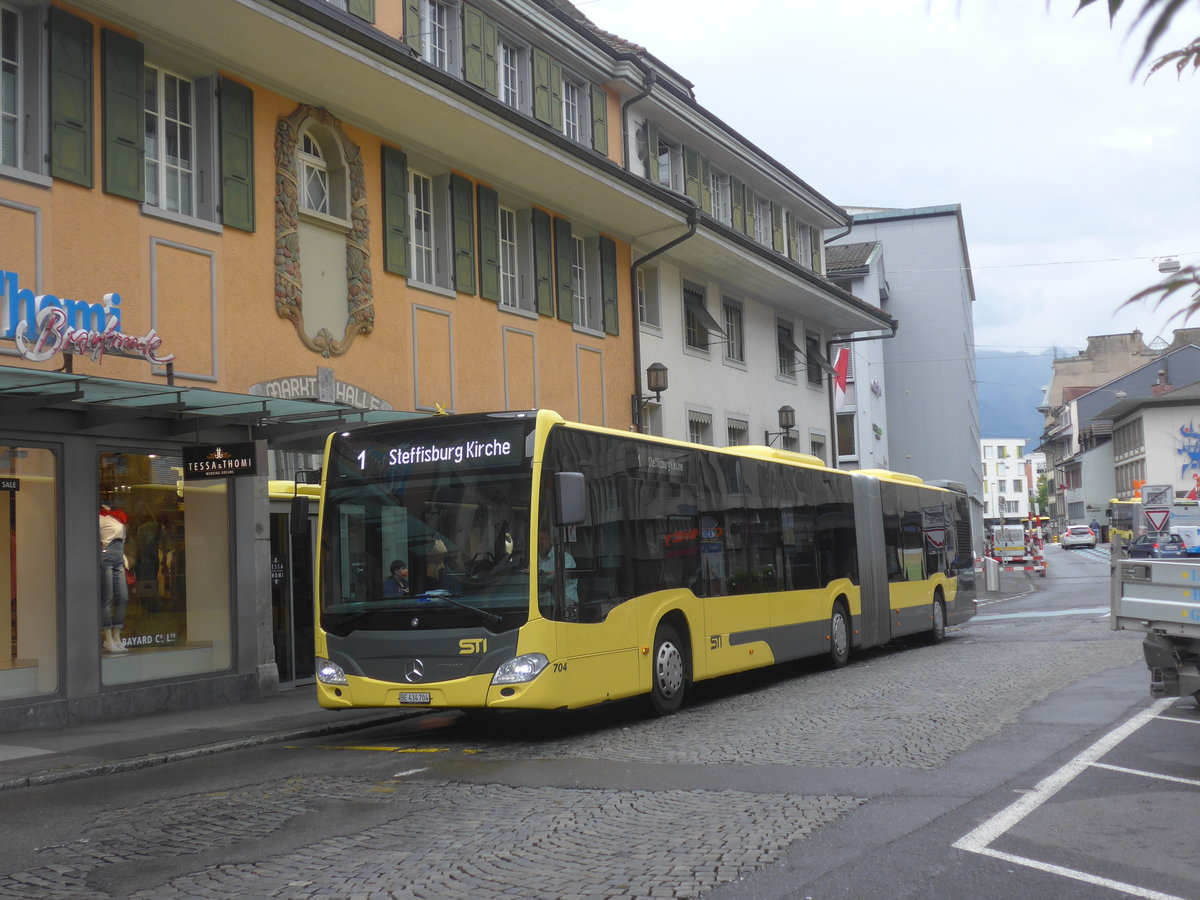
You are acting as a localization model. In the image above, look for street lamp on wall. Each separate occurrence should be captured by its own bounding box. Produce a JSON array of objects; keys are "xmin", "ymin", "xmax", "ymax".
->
[
  {"xmin": 764, "ymin": 405, "xmax": 796, "ymax": 447},
  {"xmin": 631, "ymin": 362, "xmax": 669, "ymax": 431}
]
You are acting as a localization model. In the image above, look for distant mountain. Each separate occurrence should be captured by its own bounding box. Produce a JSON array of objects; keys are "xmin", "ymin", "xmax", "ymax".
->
[{"xmin": 976, "ymin": 350, "xmax": 1054, "ymax": 446}]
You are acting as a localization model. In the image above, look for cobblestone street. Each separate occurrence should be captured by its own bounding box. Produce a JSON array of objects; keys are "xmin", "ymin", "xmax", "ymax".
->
[{"xmin": 0, "ymin": 618, "xmax": 1143, "ymax": 900}]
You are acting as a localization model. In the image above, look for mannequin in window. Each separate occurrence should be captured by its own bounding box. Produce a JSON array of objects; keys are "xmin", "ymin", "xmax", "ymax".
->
[{"xmin": 99, "ymin": 502, "xmax": 130, "ymax": 653}]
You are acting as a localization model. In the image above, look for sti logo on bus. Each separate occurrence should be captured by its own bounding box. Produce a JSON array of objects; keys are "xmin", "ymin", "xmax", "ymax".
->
[{"xmin": 459, "ymin": 638, "xmax": 487, "ymax": 654}]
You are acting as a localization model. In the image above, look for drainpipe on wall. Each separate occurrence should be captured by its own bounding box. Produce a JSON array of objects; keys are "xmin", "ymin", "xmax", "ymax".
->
[
  {"xmin": 826, "ymin": 324, "xmax": 898, "ymax": 468},
  {"xmin": 631, "ymin": 206, "xmax": 700, "ymax": 433},
  {"xmin": 621, "ymin": 70, "xmax": 657, "ymax": 172}
]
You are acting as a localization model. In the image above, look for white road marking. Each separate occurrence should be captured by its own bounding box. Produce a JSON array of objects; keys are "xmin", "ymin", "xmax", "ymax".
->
[
  {"xmin": 953, "ymin": 698, "xmax": 1180, "ymax": 898},
  {"xmin": 1089, "ymin": 761, "xmax": 1200, "ymax": 788},
  {"xmin": 391, "ymin": 767, "xmax": 428, "ymax": 778}
]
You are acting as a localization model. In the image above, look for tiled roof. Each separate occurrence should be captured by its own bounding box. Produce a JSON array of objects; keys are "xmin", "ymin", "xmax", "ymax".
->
[
  {"xmin": 826, "ymin": 242, "xmax": 878, "ymax": 272},
  {"xmin": 537, "ymin": 0, "xmax": 647, "ymax": 54}
]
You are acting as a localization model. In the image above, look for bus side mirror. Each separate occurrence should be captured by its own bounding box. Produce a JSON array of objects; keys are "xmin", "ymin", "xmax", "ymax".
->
[
  {"xmin": 555, "ymin": 472, "xmax": 587, "ymax": 526},
  {"xmin": 290, "ymin": 493, "xmax": 309, "ymax": 536}
]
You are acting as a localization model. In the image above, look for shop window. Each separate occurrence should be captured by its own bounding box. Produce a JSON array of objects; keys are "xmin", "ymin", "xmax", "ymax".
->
[
  {"xmin": 99, "ymin": 451, "xmax": 231, "ymax": 685},
  {"xmin": 0, "ymin": 446, "xmax": 58, "ymax": 701}
]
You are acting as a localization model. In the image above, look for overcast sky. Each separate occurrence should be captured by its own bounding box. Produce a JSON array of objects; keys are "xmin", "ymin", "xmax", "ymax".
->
[{"xmin": 580, "ymin": 0, "xmax": 1200, "ymax": 359}]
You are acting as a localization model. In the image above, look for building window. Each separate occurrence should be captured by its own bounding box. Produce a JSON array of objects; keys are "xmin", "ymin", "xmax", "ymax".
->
[
  {"xmin": 422, "ymin": 0, "xmax": 452, "ymax": 71},
  {"xmin": 683, "ymin": 281, "xmax": 725, "ymax": 352},
  {"xmin": 709, "ymin": 168, "xmax": 730, "ymax": 224},
  {"xmin": 657, "ymin": 137, "xmax": 680, "ymax": 192},
  {"xmin": 298, "ymin": 131, "xmax": 329, "ymax": 216},
  {"xmin": 1012, "ymin": 479, "xmax": 1022, "ymax": 493},
  {"xmin": 571, "ymin": 235, "xmax": 588, "ymax": 327},
  {"xmin": 998, "ymin": 445, "xmax": 1008, "ymax": 459},
  {"xmin": 727, "ymin": 418, "xmax": 748, "ymax": 447},
  {"xmin": 754, "ymin": 196, "xmax": 771, "ymax": 245},
  {"xmin": 144, "ymin": 65, "xmax": 195, "ymax": 216},
  {"xmin": 100, "ymin": 451, "xmax": 231, "ymax": 685},
  {"xmin": 688, "ymin": 410, "xmax": 713, "ymax": 446},
  {"xmin": 837, "ymin": 412, "xmax": 856, "ymax": 459},
  {"xmin": 561, "ymin": 77, "xmax": 585, "ymax": 143},
  {"xmin": 497, "ymin": 37, "xmax": 525, "ymax": 110},
  {"xmin": 1, "ymin": 5, "xmax": 19, "ymax": 168},
  {"xmin": 498, "ymin": 206, "xmax": 519, "ymax": 308},
  {"xmin": 411, "ymin": 170, "xmax": 436, "ymax": 285},
  {"xmin": 637, "ymin": 267, "xmax": 660, "ymax": 327},
  {"xmin": 810, "ymin": 435, "xmax": 826, "ymax": 463},
  {"xmin": 777, "ymin": 322, "xmax": 799, "ymax": 377},
  {"xmin": 723, "ymin": 299, "xmax": 744, "ymax": 363},
  {"xmin": 997, "ymin": 480, "xmax": 1007, "ymax": 493},
  {"xmin": 805, "ymin": 332, "xmax": 823, "ymax": 386},
  {"xmin": 984, "ymin": 446, "xmax": 994, "ymax": 459}
]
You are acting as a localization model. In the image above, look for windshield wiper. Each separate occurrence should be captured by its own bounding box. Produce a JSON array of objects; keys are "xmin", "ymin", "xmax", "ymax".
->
[
  {"xmin": 413, "ymin": 589, "xmax": 503, "ymax": 625},
  {"xmin": 323, "ymin": 605, "xmax": 392, "ymax": 637}
]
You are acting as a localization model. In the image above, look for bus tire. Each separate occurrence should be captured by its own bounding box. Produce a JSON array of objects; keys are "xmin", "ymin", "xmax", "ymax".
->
[
  {"xmin": 929, "ymin": 594, "xmax": 947, "ymax": 644},
  {"xmin": 828, "ymin": 601, "xmax": 850, "ymax": 669},
  {"xmin": 650, "ymin": 622, "xmax": 687, "ymax": 716}
]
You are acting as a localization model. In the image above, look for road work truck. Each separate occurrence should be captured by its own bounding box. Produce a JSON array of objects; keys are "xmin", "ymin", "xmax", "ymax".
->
[{"xmin": 1114, "ymin": 557, "xmax": 1200, "ymax": 702}]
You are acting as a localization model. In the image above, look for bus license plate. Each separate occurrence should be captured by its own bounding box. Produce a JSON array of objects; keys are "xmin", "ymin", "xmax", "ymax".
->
[{"xmin": 399, "ymin": 692, "xmax": 431, "ymax": 705}]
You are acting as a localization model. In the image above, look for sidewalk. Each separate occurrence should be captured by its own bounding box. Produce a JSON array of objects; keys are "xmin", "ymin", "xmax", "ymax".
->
[{"xmin": 0, "ymin": 688, "xmax": 417, "ymax": 792}]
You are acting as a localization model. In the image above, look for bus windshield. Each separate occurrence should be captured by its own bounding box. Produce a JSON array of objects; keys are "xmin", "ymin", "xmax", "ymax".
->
[{"xmin": 319, "ymin": 417, "xmax": 535, "ymax": 633}]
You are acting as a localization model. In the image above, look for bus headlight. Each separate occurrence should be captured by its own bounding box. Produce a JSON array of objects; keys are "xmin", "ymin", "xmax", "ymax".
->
[
  {"xmin": 316, "ymin": 657, "xmax": 348, "ymax": 685},
  {"xmin": 492, "ymin": 653, "xmax": 549, "ymax": 685}
]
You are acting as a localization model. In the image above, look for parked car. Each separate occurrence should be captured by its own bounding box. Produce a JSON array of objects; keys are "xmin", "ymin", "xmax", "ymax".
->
[
  {"xmin": 1126, "ymin": 532, "xmax": 1189, "ymax": 559},
  {"xmin": 1060, "ymin": 525, "xmax": 1097, "ymax": 549},
  {"xmin": 1169, "ymin": 525, "xmax": 1200, "ymax": 557}
]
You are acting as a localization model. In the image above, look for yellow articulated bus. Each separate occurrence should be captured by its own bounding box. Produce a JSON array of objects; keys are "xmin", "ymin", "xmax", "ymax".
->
[{"xmin": 313, "ymin": 410, "xmax": 975, "ymax": 715}]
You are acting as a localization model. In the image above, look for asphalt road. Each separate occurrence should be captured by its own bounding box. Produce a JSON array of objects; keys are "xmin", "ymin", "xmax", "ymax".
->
[{"xmin": 0, "ymin": 552, "xmax": 1194, "ymax": 900}]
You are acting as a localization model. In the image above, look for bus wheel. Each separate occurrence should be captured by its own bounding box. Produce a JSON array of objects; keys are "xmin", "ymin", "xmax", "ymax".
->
[
  {"xmin": 828, "ymin": 602, "xmax": 850, "ymax": 669},
  {"xmin": 929, "ymin": 596, "xmax": 947, "ymax": 644},
  {"xmin": 650, "ymin": 623, "xmax": 687, "ymax": 716}
]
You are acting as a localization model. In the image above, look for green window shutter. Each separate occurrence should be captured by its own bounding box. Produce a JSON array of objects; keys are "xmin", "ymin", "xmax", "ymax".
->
[
  {"xmin": 645, "ymin": 121, "xmax": 659, "ymax": 183},
  {"xmin": 549, "ymin": 58, "xmax": 563, "ymax": 132},
  {"xmin": 451, "ymin": 173, "xmax": 476, "ymax": 294},
  {"xmin": 532, "ymin": 48, "xmax": 552, "ymax": 125},
  {"xmin": 464, "ymin": 6, "xmax": 486, "ymax": 89},
  {"xmin": 405, "ymin": 0, "xmax": 423, "ymax": 56},
  {"xmin": 554, "ymin": 216, "xmax": 573, "ymax": 323},
  {"xmin": 771, "ymin": 203, "xmax": 784, "ymax": 253},
  {"xmin": 49, "ymin": 7, "xmax": 93, "ymax": 188},
  {"xmin": 481, "ymin": 15, "xmax": 497, "ymax": 95},
  {"xmin": 477, "ymin": 185, "xmax": 500, "ymax": 302},
  {"xmin": 730, "ymin": 176, "xmax": 744, "ymax": 234},
  {"xmin": 599, "ymin": 236, "xmax": 618, "ymax": 336},
  {"xmin": 102, "ymin": 29, "xmax": 143, "ymax": 202},
  {"xmin": 785, "ymin": 212, "xmax": 800, "ymax": 262},
  {"xmin": 219, "ymin": 77, "xmax": 255, "ymax": 232},
  {"xmin": 810, "ymin": 227, "xmax": 824, "ymax": 273},
  {"xmin": 699, "ymin": 158, "xmax": 712, "ymax": 215},
  {"xmin": 590, "ymin": 85, "xmax": 608, "ymax": 155},
  {"xmin": 347, "ymin": 0, "xmax": 375, "ymax": 22},
  {"xmin": 463, "ymin": 7, "xmax": 497, "ymax": 95},
  {"xmin": 532, "ymin": 208, "xmax": 554, "ymax": 316},
  {"xmin": 742, "ymin": 183, "xmax": 754, "ymax": 236},
  {"xmin": 381, "ymin": 146, "xmax": 410, "ymax": 276},
  {"xmin": 683, "ymin": 146, "xmax": 701, "ymax": 206}
]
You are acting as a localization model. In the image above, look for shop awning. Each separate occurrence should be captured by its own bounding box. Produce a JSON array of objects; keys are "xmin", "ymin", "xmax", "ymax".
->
[{"xmin": 0, "ymin": 366, "xmax": 421, "ymax": 443}]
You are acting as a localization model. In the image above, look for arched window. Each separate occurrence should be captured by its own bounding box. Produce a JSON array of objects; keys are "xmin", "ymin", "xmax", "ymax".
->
[
  {"xmin": 298, "ymin": 131, "xmax": 329, "ymax": 216},
  {"xmin": 296, "ymin": 124, "xmax": 347, "ymax": 223}
]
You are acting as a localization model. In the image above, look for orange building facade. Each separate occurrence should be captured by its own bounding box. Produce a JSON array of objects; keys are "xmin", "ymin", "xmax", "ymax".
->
[{"xmin": 0, "ymin": 0, "xmax": 662, "ymax": 728}]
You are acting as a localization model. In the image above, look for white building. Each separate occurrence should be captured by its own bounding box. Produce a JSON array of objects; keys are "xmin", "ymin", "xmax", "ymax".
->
[
  {"xmin": 982, "ymin": 439, "xmax": 1031, "ymax": 523},
  {"xmin": 829, "ymin": 205, "xmax": 982, "ymax": 548},
  {"xmin": 825, "ymin": 241, "xmax": 891, "ymax": 470}
]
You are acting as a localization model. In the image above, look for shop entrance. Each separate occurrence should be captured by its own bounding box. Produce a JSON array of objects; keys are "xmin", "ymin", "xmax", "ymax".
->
[{"xmin": 269, "ymin": 503, "xmax": 315, "ymax": 686}]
